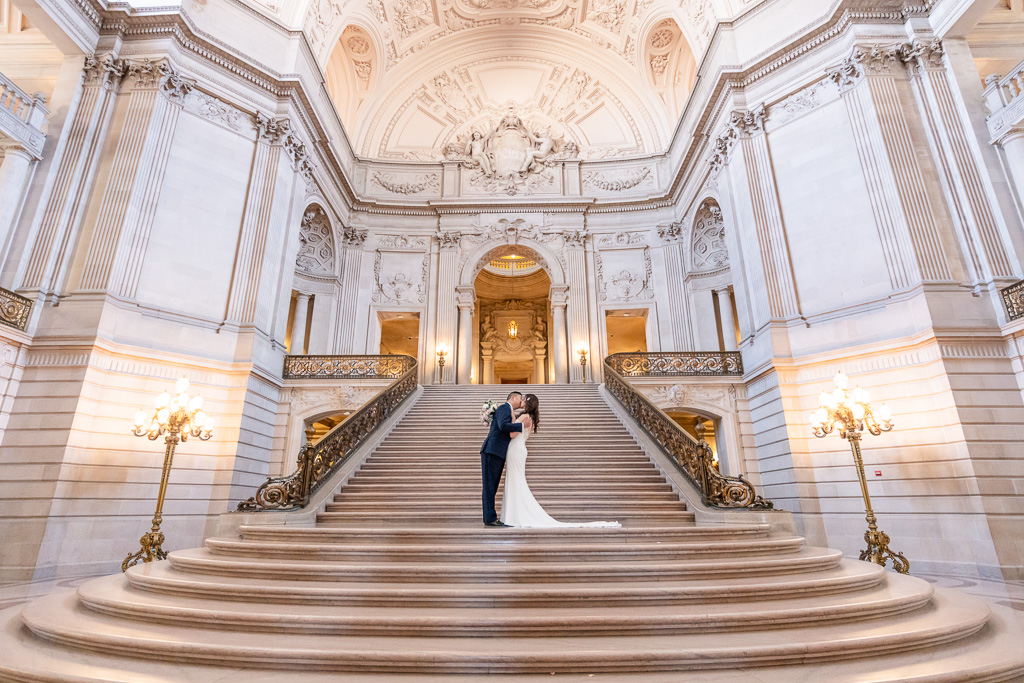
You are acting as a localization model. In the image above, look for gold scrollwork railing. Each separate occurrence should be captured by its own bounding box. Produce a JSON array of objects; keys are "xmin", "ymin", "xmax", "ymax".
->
[
  {"xmin": 1001, "ymin": 280, "xmax": 1024, "ymax": 322},
  {"xmin": 283, "ymin": 354, "xmax": 416, "ymax": 380},
  {"xmin": 0, "ymin": 287, "xmax": 32, "ymax": 332},
  {"xmin": 606, "ymin": 351, "xmax": 743, "ymax": 377},
  {"xmin": 238, "ymin": 358, "xmax": 418, "ymax": 511},
  {"xmin": 604, "ymin": 358, "xmax": 773, "ymax": 510}
]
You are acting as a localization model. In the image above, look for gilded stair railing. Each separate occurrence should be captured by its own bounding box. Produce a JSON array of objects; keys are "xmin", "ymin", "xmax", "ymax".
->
[
  {"xmin": 603, "ymin": 354, "xmax": 773, "ymax": 510},
  {"xmin": 283, "ymin": 353, "xmax": 415, "ymax": 379},
  {"xmin": 606, "ymin": 351, "xmax": 743, "ymax": 377},
  {"xmin": 237, "ymin": 355, "xmax": 418, "ymax": 511}
]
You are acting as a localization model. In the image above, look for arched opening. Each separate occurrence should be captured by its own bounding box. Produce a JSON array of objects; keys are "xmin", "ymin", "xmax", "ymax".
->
[
  {"xmin": 286, "ymin": 203, "xmax": 341, "ymax": 355},
  {"xmin": 325, "ymin": 25, "xmax": 378, "ymax": 136},
  {"xmin": 643, "ymin": 18, "xmax": 697, "ymax": 122},
  {"xmin": 665, "ymin": 410, "xmax": 719, "ymax": 468},
  {"xmin": 475, "ymin": 253, "xmax": 552, "ymax": 384},
  {"xmin": 687, "ymin": 198, "xmax": 738, "ymax": 351}
]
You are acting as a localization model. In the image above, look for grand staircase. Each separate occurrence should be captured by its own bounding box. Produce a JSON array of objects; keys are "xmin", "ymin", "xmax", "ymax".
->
[{"xmin": 1, "ymin": 384, "xmax": 1023, "ymax": 681}]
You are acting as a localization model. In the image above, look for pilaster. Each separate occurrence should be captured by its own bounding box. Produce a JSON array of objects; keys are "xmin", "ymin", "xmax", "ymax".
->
[
  {"xmin": 434, "ymin": 231, "xmax": 460, "ymax": 384},
  {"xmin": 657, "ymin": 221, "xmax": 692, "ymax": 351}
]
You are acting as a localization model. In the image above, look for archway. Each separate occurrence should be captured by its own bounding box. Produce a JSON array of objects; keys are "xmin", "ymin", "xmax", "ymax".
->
[{"xmin": 456, "ymin": 239, "xmax": 569, "ymax": 384}]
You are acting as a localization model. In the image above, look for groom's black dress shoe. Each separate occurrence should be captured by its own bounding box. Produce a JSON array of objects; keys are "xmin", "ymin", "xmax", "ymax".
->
[{"xmin": 484, "ymin": 521, "xmax": 510, "ymax": 527}]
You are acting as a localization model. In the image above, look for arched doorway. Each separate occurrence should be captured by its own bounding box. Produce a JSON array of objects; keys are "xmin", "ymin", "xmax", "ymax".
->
[
  {"xmin": 455, "ymin": 239, "xmax": 570, "ymax": 384},
  {"xmin": 475, "ymin": 254, "xmax": 552, "ymax": 384}
]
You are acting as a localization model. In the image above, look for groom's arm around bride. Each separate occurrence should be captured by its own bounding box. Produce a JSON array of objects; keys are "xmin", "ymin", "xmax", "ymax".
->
[{"xmin": 480, "ymin": 392, "xmax": 528, "ymax": 526}]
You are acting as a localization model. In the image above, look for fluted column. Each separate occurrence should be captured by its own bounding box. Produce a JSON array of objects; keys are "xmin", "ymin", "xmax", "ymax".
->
[
  {"xmin": 456, "ymin": 285, "xmax": 476, "ymax": 385},
  {"xmin": 290, "ymin": 292, "xmax": 310, "ymax": 354},
  {"xmin": 718, "ymin": 288, "xmax": 738, "ymax": 351},
  {"xmin": 901, "ymin": 37, "xmax": 1016, "ymax": 283},
  {"xmin": 550, "ymin": 284, "xmax": 569, "ymax": 384},
  {"xmin": 0, "ymin": 146, "xmax": 34, "ymax": 259},
  {"xmin": 18, "ymin": 54, "xmax": 128, "ymax": 294},
  {"xmin": 563, "ymin": 231, "xmax": 590, "ymax": 383},
  {"xmin": 657, "ymin": 222, "xmax": 693, "ymax": 351}
]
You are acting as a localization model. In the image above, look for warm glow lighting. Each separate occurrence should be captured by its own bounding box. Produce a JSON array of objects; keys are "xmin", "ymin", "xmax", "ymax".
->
[
  {"xmin": 436, "ymin": 343, "xmax": 448, "ymax": 357},
  {"xmin": 508, "ymin": 320, "xmax": 518, "ymax": 339}
]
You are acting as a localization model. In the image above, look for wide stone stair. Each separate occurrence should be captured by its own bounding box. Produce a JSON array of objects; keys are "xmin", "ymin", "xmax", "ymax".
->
[{"xmin": 1, "ymin": 384, "xmax": 1023, "ymax": 681}]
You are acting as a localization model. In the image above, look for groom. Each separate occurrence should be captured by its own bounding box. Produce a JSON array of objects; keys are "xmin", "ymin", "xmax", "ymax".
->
[{"xmin": 480, "ymin": 390, "xmax": 532, "ymax": 527}]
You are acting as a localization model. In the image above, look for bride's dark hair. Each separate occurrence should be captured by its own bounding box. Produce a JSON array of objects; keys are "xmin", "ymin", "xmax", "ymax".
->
[{"xmin": 523, "ymin": 394, "xmax": 540, "ymax": 433}]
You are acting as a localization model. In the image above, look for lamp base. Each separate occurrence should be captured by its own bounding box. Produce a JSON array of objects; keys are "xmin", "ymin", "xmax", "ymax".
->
[
  {"xmin": 121, "ymin": 529, "xmax": 168, "ymax": 572},
  {"xmin": 860, "ymin": 528, "xmax": 910, "ymax": 574}
]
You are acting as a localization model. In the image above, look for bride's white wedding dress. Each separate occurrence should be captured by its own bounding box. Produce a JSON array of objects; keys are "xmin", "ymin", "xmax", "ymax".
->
[{"xmin": 500, "ymin": 426, "xmax": 620, "ymax": 529}]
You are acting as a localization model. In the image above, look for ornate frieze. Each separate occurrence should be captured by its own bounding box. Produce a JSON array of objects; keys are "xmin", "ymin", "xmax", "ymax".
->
[
  {"xmin": 658, "ymin": 221, "xmax": 683, "ymax": 243},
  {"xmin": 343, "ymin": 227, "xmax": 369, "ymax": 247},
  {"xmin": 181, "ymin": 90, "xmax": 251, "ymax": 133},
  {"xmin": 376, "ymin": 234, "xmax": 431, "ymax": 250},
  {"xmin": 371, "ymin": 172, "xmax": 440, "ymax": 195},
  {"xmin": 582, "ymin": 166, "xmax": 652, "ymax": 192},
  {"xmin": 597, "ymin": 231, "xmax": 646, "ymax": 247},
  {"xmin": 708, "ymin": 106, "xmax": 766, "ymax": 174}
]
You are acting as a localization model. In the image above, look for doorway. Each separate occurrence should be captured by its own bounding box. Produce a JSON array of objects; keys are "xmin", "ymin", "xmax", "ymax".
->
[
  {"xmin": 606, "ymin": 309, "xmax": 648, "ymax": 354},
  {"xmin": 379, "ymin": 311, "xmax": 420, "ymax": 359}
]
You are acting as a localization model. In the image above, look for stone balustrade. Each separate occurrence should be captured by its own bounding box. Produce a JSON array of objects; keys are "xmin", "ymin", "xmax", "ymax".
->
[{"xmin": 0, "ymin": 71, "xmax": 47, "ymax": 159}]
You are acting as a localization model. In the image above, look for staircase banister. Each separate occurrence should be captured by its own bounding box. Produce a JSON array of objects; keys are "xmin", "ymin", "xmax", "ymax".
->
[
  {"xmin": 602, "ymin": 356, "xmax": 773, "ymax": 511},
  {"xmin": 606, "ymin": 351, "xmax": 743, "ymax": 376},
  {"xmin": 238, "ymin": 356, "xmax": 419, "ymax": 511},
  {"xmin": 283, "ymin": 353, "xmax": 416, "ymax": 380}
]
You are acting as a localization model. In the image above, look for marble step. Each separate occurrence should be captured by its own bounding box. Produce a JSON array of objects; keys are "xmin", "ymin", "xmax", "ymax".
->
[
  {"xmin": 74, "ymin": 572, "xmax": 933, "ymax": 637},
  {"xmin": 340, "ymin": 481, "xmax": 675, "ymax": 492},
  {"xmin": 322, "ymin": 501, "xmax": 687, "ymax": 514},
  {"xmin": 125, "ymin": 558, "xmax": 883, "ymax": 607},
  {"xmin": 315, "ymin": 511, "xmax": 689, "ymax": 525},
  {"xmin": 16, "ymin": 587, "xmax": 992, "ymax": 674},
  {"xmin": 165, "ymin": 545, "xmax": 839, "ymax": 582},
  {"xmin": 336, "ymin": 490, "xmax": 683, "ymax": 502},
  {"xmin": 202, "ymin": 535, "xmax": 803, "ymax": 562},
  {"xmin": 344, "ymin": 472, "xmax": 669, "ymax": 483}
]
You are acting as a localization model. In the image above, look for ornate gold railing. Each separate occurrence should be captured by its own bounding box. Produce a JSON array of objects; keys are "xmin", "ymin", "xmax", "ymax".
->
[
  {"xmin": 0, "ymin": 287, "xmax": 32, "ymax": 331},
  {"xmin": 604, "ymin": 358, "xmax": 773, "ymax": 510},
  {"xmin": 606, "ymin": 351, "xmax": 743, "ymax": 377},
  {"xmin": 1001, "ymin": 280, "xmax": 1024, "ymax": 322},
  {"xmin": 238, "ymin": 358, "xmax": 418, "ymax": 511},
  {"xmin": 283, "ymin": 354, "xmax": 416, "ymax": 380}
]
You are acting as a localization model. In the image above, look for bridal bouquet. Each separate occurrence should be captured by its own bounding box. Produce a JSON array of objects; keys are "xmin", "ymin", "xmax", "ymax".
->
[{"xmin": 480, "ymin": 399, "xmax": 500, "ymax": 425}]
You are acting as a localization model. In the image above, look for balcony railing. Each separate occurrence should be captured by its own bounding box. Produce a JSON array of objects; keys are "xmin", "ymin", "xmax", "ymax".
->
[
  {"xmin": 984, "ymin": 57, "xmax": 1024, "ymax": 141},
  {"xmin": 239, "ymin": 356, "xmax": 418, "ymax": 511},
  {"xmin": 0, "ymin": 287, "xmax": 32, "ymax": 331},
  {"xmin": 0, "ymin": 71, "xmax": 47, "ymax": 158},
  {"xmin": 606, "ymin": 351, "xmax": 743, "ymax": 377},
  {"xmin": 604, "ymin": 357, "xmax": 772, "ymax": 511},
  {"xmin": 283, "ymin": 354, "xmax": 416, "ymax": 379}
]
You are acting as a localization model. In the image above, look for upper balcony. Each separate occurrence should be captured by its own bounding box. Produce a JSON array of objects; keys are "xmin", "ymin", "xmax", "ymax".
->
[{"xmin": 0, "ymin": 70, "xmax": 46, "ymax": 159}]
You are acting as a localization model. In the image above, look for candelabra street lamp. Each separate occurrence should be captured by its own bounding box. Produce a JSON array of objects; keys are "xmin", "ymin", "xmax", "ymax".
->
[
  {"xmin": 122, "ymin": 377, "xmax": 214, "ymax": 572},
  {"xmin": 576, "ymin": 344, "xmax": 588, "ymax": 383},
  {"xmin": 810, "ymin": 372, "xmax": 908, "ymax": 574},
  {"xmin": 436, "ymin": 343, "xmax": 448, "ymax": 385}
]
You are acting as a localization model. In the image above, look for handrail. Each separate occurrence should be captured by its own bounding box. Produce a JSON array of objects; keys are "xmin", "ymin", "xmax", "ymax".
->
[
  {"xmin": 606, "ymin": 351, "xmax": 743, "ymax": 377},
  {"xmin": 283, "ymin": 354, "xmax": 415, "ymax": 379},
  {"xmin": 604, "ymin": 357, "xmax": 773, "ymax": 510},
  {"xmin": 0, "ymin": 71, "xmax": 47, "ymax": 158},
  {"xmin": 984, "ymin": 57, "xmax": 1024, "ymax": 140},
  {"xmin": 238, "ymin": 358, "xmax": 418, "ymax": 511},
  {"xmin": 0, "ymin": 287, "xmax": 32, "ymax": 331}
]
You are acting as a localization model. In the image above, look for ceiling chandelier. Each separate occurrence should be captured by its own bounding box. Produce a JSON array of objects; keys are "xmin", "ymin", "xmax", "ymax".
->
[{"xmin": 508, "ymin": 320, "xmax": 518, "ymax": 339}]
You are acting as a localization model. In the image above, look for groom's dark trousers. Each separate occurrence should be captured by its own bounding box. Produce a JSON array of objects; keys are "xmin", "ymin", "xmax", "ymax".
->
[{"xmin": 480, "ymin": 402, "xmax": 523, "ymax": 524}]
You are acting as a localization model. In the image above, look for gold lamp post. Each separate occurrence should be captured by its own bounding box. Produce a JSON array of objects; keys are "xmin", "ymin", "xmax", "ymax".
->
[
  {"xmin": 576, "ymin": 343, "xmax": 588, "ymax": 383},
  {"xmin": 122, "ymin": 377, "xmax": 214, "ymax": 572},
  {"xmin": 810, "ymin": 372, "xmax": 908, "ymax": 574},
  {"xmin": 436, "ymin": 343, "xmax": 448, "ymax": 385}
]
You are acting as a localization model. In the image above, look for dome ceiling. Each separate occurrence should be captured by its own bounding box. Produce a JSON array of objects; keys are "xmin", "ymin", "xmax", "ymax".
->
[{"xmin": 314, "ymin": 0, "xmax": 710, "ymax": 160}]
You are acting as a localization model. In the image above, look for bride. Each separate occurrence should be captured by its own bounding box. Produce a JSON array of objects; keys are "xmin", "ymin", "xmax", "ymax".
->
[{"xmin": 500, "ymin": 393, "xmax": 620, "ymax": 529}]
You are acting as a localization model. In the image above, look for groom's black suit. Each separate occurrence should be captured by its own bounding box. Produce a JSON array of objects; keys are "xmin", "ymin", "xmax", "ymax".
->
[{"xmin": 480, "ymin": 402, "xmax": 524, "ymax": 524}]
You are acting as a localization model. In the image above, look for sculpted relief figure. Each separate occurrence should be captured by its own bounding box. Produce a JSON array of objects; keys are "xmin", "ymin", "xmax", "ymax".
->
[
  {"xmin": 464, "ymin": 130, "xmax": 494, "ymax": 176},
  {"xmin": 520, "ymin": 127, "xmax": 554, "ymax": 174}
]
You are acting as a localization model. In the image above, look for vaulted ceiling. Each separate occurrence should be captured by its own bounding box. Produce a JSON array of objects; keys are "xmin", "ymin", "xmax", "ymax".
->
[{"xmin": 317, "ymin": 0, "xmax": 706, "ymax": 160}]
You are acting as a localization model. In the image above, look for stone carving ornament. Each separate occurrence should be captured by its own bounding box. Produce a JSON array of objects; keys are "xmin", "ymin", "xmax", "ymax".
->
[
  {"xmin": 448, "ymin": 104, "xmax": 578, "ymax": 195},
  {"xmin": 691, "ymin": 200, "xmax": 727, "ymax": 271},
  {"xmin": 296, "ymin": 207, "xmax": 336, "ymax": 276}
]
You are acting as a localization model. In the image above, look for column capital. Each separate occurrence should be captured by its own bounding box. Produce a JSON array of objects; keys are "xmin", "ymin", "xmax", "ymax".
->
[
  {"xmin": 549, "ymin": 284, "xmax": 569, "ymax": 307},
  {"xmin": 455, "ymin": 285, "xmax": 476, "ymax": 309}
]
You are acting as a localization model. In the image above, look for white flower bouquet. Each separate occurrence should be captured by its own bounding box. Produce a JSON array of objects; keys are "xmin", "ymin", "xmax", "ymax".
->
[{"xmin": 480, "ymin": 399, "xmax": 500, "ymax": 425}]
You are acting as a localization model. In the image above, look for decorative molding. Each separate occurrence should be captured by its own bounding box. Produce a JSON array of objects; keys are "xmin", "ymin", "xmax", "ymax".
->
[
  {"xmin": 597, "ymin": 231, "xmax": 646, "ymax": 248},
  {"xmin": 583, "ymin": 166, "xmax": 652, "ymax": 192},
  {"xmin": 296, "ymin": 207, "xmax": 336, "ymax": 277},
  {"xmin": 595, "ymin": 247, "xmax": 654, "ymax": 302},
  {"xmin": 343, "ymin": 227, "xmax": 369, "ymax": 248},
  {"xmin": 690, "ymin": 200, "xmax": 727, "ymax": 272},
  {"xmin": 371, "ymin": 172, "xmax": 440, "ymax": 195},
  {"xmin": 377, "ymin": 234, "xmax": 431, "ymax": 250}
]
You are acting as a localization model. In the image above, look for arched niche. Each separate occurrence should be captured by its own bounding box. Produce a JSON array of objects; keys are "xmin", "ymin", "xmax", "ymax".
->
[
  {"xmin": 325, "ymin": 24, "xmax": 379, "ymax": 135},
  {"xmin": 641, "ymin": 17, "xmax": 698, "ymax": 121},
  {"xmin": 459, "ymin": 240, "xmax": 566, "ymax": 287}
]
